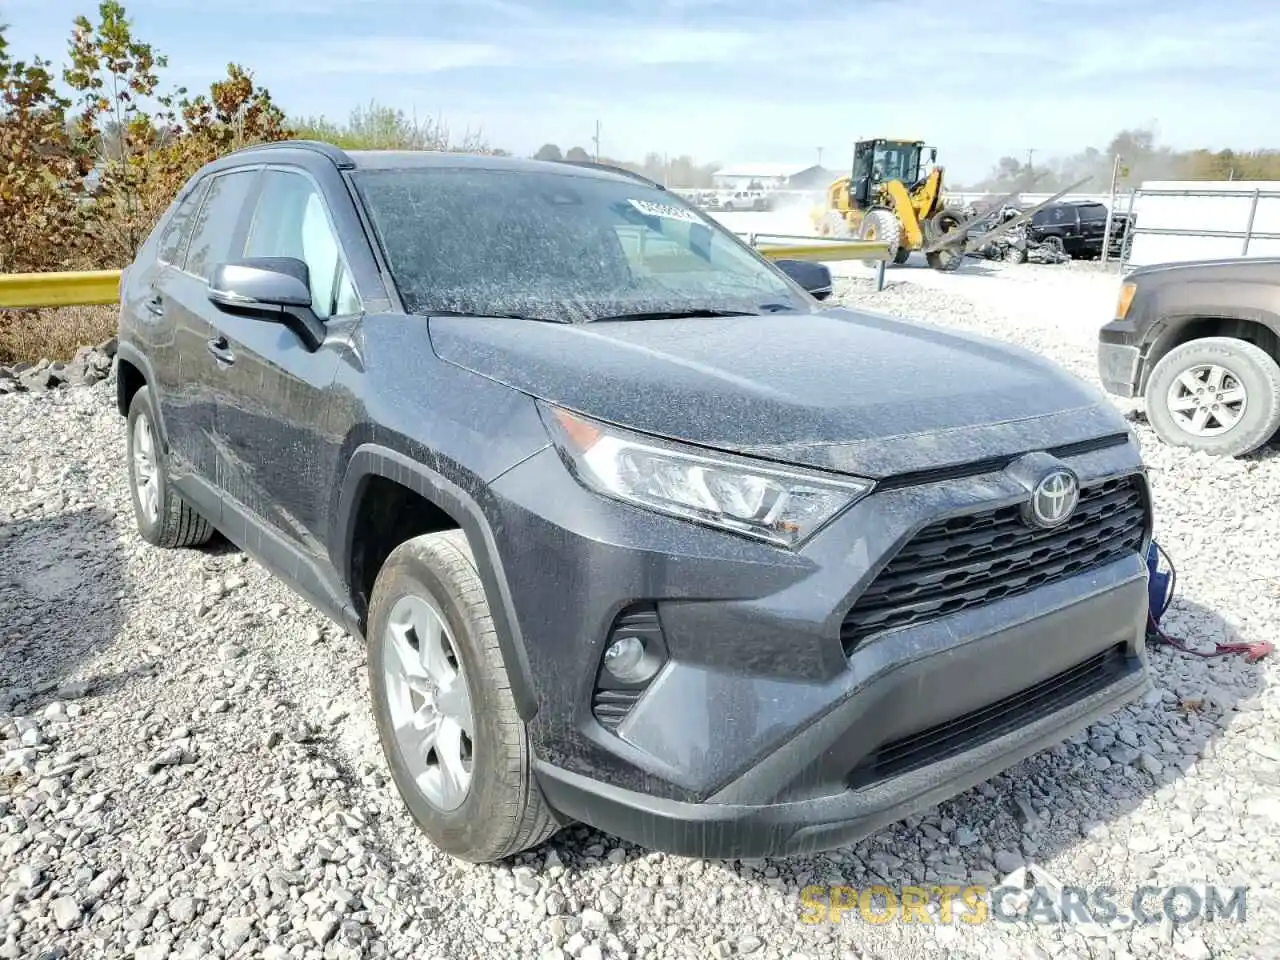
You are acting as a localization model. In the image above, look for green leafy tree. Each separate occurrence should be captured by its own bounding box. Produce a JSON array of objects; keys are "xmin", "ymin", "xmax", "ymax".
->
[{"xmin": 0, "ymin": 23, "xmax": 92, "ymax": 274}]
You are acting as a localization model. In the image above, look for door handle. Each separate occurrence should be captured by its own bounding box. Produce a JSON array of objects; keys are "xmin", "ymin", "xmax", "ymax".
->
[
  {"xmin": 144, "ymin": 294, "xmax": 164, "ymax": 316},
  {"xmin": 206, "ymin": 335, "xmax": 236, "ymax": 366}
]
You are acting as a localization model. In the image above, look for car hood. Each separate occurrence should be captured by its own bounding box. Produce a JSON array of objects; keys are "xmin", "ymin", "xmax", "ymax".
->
[{"xmin": 428, "ymin": 307, "xmax": 1128, "ymax": 478}]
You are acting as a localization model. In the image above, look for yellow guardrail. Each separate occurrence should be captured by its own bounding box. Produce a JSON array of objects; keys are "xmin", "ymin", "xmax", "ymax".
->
[
  {"xmin": 0, "ymin": 236, "xmax": 889, "ymax": 310},
  {"xmin": 0, "ymin": 270, "xmax": 123, "ymax": 309},
  {"xmin": 754, "ymin": 241, "xmax": 890, "ymax": 263}
]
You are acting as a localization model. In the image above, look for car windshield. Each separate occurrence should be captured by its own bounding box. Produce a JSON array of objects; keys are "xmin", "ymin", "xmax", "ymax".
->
[{"xmin": 351, "ymin": 166, "xmax": 806, "ymax": 322}]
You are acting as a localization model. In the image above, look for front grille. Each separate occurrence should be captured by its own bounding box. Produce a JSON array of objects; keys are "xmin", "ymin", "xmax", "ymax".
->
[
  {"xmin": 846, "ymin": 642, "xmax": 1130, "ymax": 789},
  {"xmin": 841, "ymin": 475, "xmax": 1147, "ymax": 654}
]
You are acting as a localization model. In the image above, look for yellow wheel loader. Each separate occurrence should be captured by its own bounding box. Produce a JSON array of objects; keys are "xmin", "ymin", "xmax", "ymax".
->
[
  {"xmin": 812, "ymin": 138, "xmax": 1092, "ymax": 273},
  {"xmin": 812, "ymin": 138, "xmax": 966, "ymax": 270}
]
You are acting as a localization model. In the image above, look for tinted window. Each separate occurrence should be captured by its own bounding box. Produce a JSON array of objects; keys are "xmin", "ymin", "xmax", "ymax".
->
[
  {"xmin": 1076, "ymin": 203, "xmax": 1109, "ymax": 222},
  {"xmin": 243, "ymin": 170, "xmax": 359, "ymax": 319},
  {"xmin": 353, "ymin": 167, "xmax": 802, "ymax": 322},
  {"xmin": 185, "ymin": 170, "xmax": 258, "ymax": 282},
  {"xmin": 156, "ymin": 179, "xmax": 210, "ymax": 266}
]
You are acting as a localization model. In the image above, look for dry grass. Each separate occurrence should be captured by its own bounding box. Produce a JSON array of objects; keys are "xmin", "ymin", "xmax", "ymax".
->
[{"xmin": 0, "ymin": 305, "xmax": 118, "ymax": 367}]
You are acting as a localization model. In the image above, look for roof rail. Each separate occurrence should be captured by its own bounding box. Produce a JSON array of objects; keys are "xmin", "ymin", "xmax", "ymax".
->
[
  {"xmin": 553, "ymin": 159, "xmax": 667, "ymax": 191},
  {"xmin": 230, "ymin": 139, "xmax": 356, "ymax": 170}
]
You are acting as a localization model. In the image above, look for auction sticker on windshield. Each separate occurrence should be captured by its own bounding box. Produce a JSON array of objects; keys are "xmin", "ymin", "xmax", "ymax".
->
[{"xmin": 627, "ymin": 198, "xmax": 703, "ymax": 224}]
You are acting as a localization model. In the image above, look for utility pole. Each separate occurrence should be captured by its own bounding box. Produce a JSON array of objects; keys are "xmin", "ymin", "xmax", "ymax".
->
[
  {"xmin": 817, "ymin": 146, "xmax": 824, "ymax": 167},
  {"xmin": 1101, "ymin": 153, "xmax": 1122, "ymax": 265},
  {"xmin": 1025, "ymin": 148, "xmax": 1035, "ymax": 174},
  {"xmin": 592, "ymin": 120, "xmax": 600, "ymax": 162}
]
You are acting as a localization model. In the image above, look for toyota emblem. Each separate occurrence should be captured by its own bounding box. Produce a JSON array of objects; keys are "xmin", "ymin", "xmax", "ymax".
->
[{"xmin": 1023, "ymin": 468, "xmax": 1079, "ymax": 529}]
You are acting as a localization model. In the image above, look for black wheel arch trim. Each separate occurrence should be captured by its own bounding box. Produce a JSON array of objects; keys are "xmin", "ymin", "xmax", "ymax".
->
[
  {"xmin": 1138, "ymin": 308, "xmax": 1280, "ymax": 393},
  {"xmin": 335, "ymin": 443, "xmax": 539, "ymax": 720},
  {"xmin": 114, "ymin": 342, "xmax": 166, "ymax": 443}
]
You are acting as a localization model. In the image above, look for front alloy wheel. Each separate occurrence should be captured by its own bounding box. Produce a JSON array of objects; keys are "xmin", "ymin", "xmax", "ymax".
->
[
  {"xmin": 1164, "ymin": 363, "xmax": 1247, "ymax": 438},
  {"xmin": 382, "ymin": 593, "xmax": 475, "ymax": 811}
]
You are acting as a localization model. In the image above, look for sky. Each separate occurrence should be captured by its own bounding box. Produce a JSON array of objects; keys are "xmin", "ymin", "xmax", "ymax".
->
[{"xmin": 3, "ymin": 0, "xmax": 1278, "ymax": 183}]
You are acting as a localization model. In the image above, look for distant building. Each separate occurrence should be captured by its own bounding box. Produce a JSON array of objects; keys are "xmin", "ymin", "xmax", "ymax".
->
[{"xmin": 712, "ymin": 163, "xmax": 838, "ymax": 191}]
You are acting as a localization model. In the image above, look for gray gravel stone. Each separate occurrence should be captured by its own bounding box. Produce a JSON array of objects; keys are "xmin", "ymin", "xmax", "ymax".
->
[{"xmin": 49, "ymin": 897, "xmax": 80, "ymax": 931}]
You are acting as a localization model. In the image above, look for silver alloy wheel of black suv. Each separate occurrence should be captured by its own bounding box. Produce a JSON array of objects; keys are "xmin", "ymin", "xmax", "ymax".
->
[{"xmin": 1145, "ymin": 336, "xmax": 1280, "ymax": 457}]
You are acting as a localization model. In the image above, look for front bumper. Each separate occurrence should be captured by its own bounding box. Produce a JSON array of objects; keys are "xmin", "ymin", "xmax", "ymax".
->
[
  {"xmin": 536, "ymin": 625, "xmax": 1147, "ymax": 858},
  {"xmin": 1098, "ymin": 319, "xmax": 1145, "ymax": 397},
  {"xmin": 486, "ymin": 435, "xmax": 1151, "ymax": 857}
]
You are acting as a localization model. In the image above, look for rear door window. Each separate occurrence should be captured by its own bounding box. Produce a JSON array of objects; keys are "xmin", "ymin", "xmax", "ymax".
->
[{"xmin": 184, "ymin": 169, "xmax": 260, "ymax": 282}]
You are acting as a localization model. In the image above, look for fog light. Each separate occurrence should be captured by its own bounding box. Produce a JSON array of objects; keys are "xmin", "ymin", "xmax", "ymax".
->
[{"xmin": 603, "ymin": 635, "xmax": 661, "ymax": 684}]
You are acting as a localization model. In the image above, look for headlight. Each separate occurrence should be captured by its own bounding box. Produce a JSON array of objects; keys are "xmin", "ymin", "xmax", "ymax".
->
[{"xmin": 540, "ymin": 404, "xmax": 873, "ymax": 548}]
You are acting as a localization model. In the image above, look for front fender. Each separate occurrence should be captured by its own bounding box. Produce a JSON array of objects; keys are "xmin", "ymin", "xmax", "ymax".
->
[{"xmin": 335, "ymin": 444, "xmax": 540, "ymax": 719}]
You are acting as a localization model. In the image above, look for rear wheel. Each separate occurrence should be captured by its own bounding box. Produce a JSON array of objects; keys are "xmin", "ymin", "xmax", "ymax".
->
[
  {"xmin": 367, "ymin": 530, "xmax": 561, "ymax": 863},
  {"xmin": 924, "ymin": 209, "xmax": 967, "ymax": 272},
  {"xmin": 1144, "ymin": 337, "xmax": 1280, "ymax": 457},
  {"xmin": 857, "ymin": 207, "xmax": 902, "ymax": 268},
  {"xmin": 1003, "ymin": 244, "xmax": 1028, "ymax": 264},
  {"xmin": 125, "ymin": 386, "xmax": 214, "ymax": 548},
  {"xmin": 816, "ymin": 210, "xmax": 852, "ymax": 239}
]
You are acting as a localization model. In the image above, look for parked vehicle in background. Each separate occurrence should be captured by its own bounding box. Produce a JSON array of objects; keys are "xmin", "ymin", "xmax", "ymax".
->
[
  {"xmin": 721, "ymin": 189, "xmax": 770, "ymax": 211},
  {"xmin": 1098, "ymin": 256, "xmax": 1280, "ymax": 457},
  {"xmin": 1029, "ymin": 201, "xmax": 1130, "ymax": 259},
  {"xmin": 116, "ymin": 140, "xmax": 1153, "ymax": 864}
]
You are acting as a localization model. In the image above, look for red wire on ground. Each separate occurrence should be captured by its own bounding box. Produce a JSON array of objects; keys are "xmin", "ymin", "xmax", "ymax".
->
[{"xmin": 1147, "ymin": 614, "xmax": 1273, "ymax": 663}]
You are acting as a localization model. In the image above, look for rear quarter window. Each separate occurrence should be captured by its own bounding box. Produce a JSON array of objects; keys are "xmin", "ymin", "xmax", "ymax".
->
[{"xmin": 155, "ymin": 179, "xmax": 211, "ymax": 267}]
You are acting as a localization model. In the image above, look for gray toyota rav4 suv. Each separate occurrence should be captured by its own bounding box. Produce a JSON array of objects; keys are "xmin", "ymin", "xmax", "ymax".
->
[{"xmin": 115, "ymin": 140, "xmax": 1153, "ymax": 863}]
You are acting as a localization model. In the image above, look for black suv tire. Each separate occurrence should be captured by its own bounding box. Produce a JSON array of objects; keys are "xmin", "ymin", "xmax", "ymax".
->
[
  {"xmin": 367, "ymin": 530, "xmax": 561, "ymax": 863},
  {"xmin": 125, "ymin": 386, "xmax": 215, "ymax": 548},
  {"xmin": 1145, "ymin": 336, "xmax": 1280, "ymax": 457}
]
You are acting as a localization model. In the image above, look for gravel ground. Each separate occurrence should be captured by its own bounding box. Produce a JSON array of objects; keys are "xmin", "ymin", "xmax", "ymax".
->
[{"xmin": 3, "ymin": 264, "xmax": 1280, "ymax": 960}]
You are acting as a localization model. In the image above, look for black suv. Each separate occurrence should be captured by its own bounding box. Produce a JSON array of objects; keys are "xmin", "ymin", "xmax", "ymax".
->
[
  {"xmin": 1029, "ymin": 201, "xmax": 1129, "ymax": 259},
  {"xmin": 116, "ymin": 141, "xmax": 1153, "ymax": 863}
]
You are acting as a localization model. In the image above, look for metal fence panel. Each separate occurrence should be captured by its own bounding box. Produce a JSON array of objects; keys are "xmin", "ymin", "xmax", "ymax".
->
[{"xmin": 1123, "ymin": 180, "xmax": 1280, "ymax": 269}]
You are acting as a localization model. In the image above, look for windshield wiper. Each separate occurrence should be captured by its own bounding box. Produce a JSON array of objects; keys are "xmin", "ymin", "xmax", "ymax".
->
[
  {"xmin": 427, "ymin": 310, "xmax": 572, "ymax": 324},
  {"xmin": 590, "ymin": 308, "xmax": 757, "ymax": 323}
]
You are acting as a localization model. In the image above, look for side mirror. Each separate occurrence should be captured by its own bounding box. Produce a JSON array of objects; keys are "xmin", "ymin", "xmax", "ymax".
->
[
  {"xmin": 208, "ymin": 257, "xmax": 323, "ymax": 351},
  {"xmin": 774, "ymin": 259, "xmax": 833, "ymax": 300},
  {"xmin": 209, "ymin": 258, "xmax": 312, "ymax": 313},
  {"xmin": 929, "ymin": 148, "xmax": 938, "ymax": 163}
]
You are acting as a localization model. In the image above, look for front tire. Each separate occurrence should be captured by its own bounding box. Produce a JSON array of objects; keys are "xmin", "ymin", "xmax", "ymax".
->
[
  {"xmin": 125, "ymin": 386, "xmax": 214, "ymax": 548},
  {"xmin": 924, "ymin": 209, "xmax": 967, "ymax": 272},
  {"xmin": 367, "ymin": 530, "xmax": 561, "ymax": 863},
  {"xmin": 1144, "ymin": 337, "xmax": 1280, "ymax": 457},
  {"xmin": 857, "ymin": 207, "xmax": 902, "ymax": 267}
]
